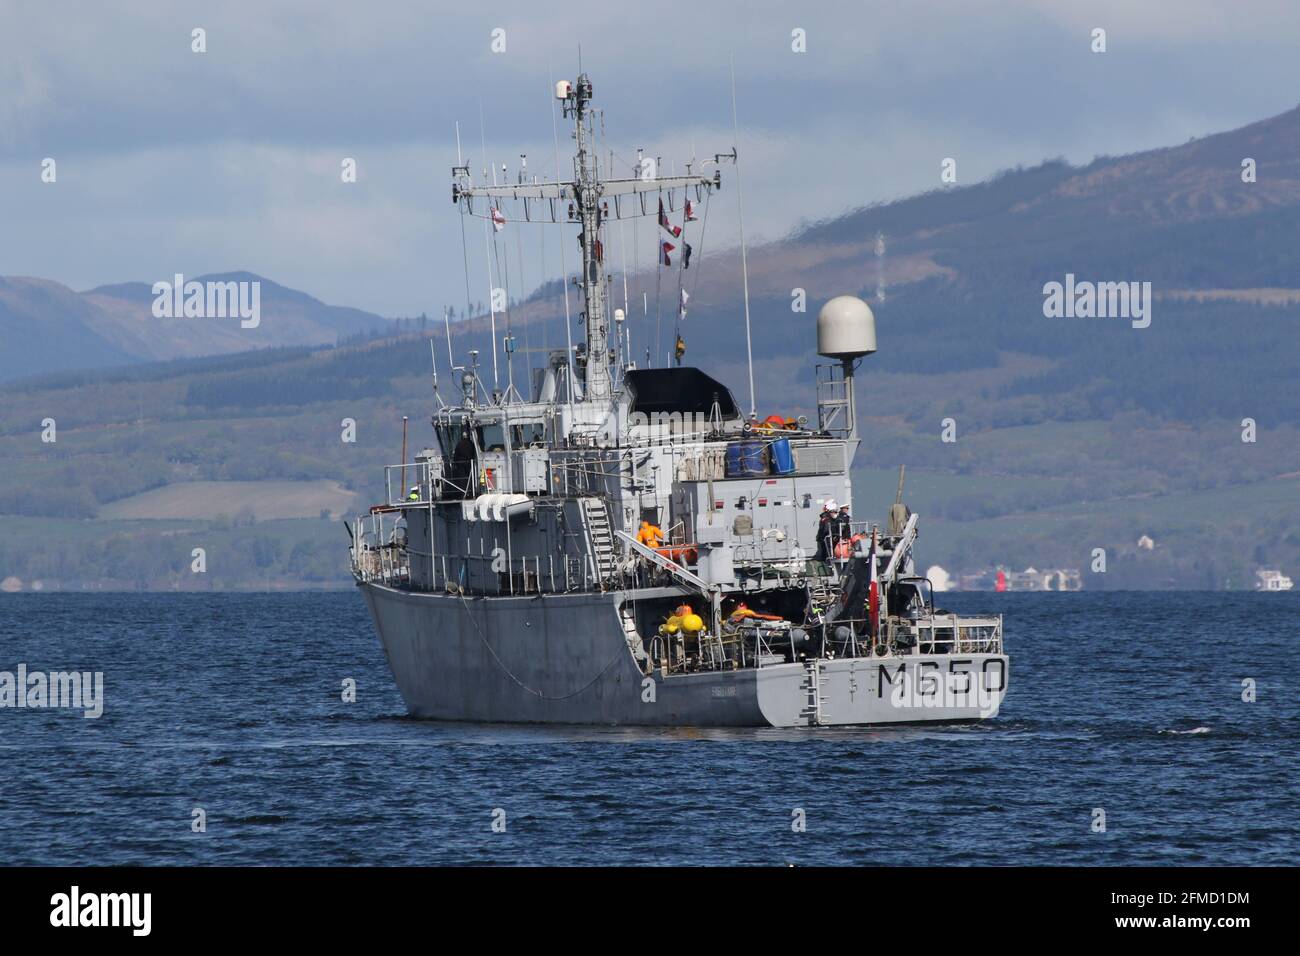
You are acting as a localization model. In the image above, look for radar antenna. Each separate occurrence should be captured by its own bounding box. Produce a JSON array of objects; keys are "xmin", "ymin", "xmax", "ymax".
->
[{"xmin": 452, "ymin": 74, "xmax": 721, "ymax": 402}]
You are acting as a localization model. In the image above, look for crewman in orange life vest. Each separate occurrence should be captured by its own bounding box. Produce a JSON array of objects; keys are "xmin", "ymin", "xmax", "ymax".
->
[{"xmin": 637, "ymin": 520, "xmax": 664, "ymax": 548}]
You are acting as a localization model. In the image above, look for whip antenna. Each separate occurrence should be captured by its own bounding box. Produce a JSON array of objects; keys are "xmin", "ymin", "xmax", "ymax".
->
[{"xmin": 730, "ymin": 55, "xmax": 756, "ymax": 420}]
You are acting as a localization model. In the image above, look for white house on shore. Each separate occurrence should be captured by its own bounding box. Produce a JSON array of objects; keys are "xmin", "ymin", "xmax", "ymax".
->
[{"xmin": 1256, "ymin": 569, "xmax": 1294, "ymax": 591}]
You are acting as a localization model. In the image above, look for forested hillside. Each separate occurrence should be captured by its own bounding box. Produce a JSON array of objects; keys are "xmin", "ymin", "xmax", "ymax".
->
[{"xmin": 5, "ymin": 104, "xmax": 1300, "ymax": 589}]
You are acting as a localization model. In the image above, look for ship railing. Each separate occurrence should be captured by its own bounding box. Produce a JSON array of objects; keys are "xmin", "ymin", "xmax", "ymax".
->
[
  {"xmin": 550, "ymin": 453, "xmax": 623, "ymax": 497},
  {"xmin": 350, "ymin": 510, "xmax": 411, "ymax": 586},
  {"xmin": 824, "ymin": 614, "xmax": 1003, "ymax": 657},
  {"xmin": 426, "ymin": 551, "xmax": 612, "ymax": 597},
  {"xmin": 928, "ymin": 614, "xmax": 1003, "ymax": 654},
  {"xmin": 820, "ymin": 520, "xmax": 903, "ymax": 554},
  {"xmin": 728, "ymin": 549, "xmax": 771, "ymax": 588},
  {"xmin": 651, "ymin": 627, "xmax": 745, "ymax": 675},
  {"xmin": 383, "ymin": 460, "xmax": 447, "ymax": 506},
  {"xmin": 625, "ymin": 423, "xmax": 723, "ymax": 447},
  {"xmin": 726, "ymin": 547, "xmax": 827, "ymax": 592},
  {"xmin": 790, "ymin": 521, "xmax": 877, "ymax": 569},
  {"xmin": 905, "ymin": 614, "xmax": 1003, "ymax": 655},
  {"xmin": 843, "ymin": 519, "xmax": 876, "ymax": 540},
  {"xmin": 363, "ymin": 541, "xmax": 705, "ymax": 597}
]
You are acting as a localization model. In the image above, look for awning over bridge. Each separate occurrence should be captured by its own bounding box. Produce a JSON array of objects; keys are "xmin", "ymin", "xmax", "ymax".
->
[{"xmin": 623, "ymin": 368, "xmax": 741, "ymax": 419}]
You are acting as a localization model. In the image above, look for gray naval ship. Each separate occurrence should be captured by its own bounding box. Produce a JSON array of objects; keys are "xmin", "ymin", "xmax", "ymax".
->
[{"xmin": 348, "ymin": 74, "xmax": 1008, "ymax": 727}]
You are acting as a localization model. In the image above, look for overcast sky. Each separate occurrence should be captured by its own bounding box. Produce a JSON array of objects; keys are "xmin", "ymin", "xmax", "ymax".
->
[{"xmin": 3, "ymin": 0, "xmax": 1299, "ymax": 315}]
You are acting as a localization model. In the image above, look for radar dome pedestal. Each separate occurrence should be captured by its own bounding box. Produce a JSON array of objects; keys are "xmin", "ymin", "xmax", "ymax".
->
[
  {"xmin": 815, "ymin": 295, "xmax": 876, "ymax": 444},
  {"xmin": 817, "ymin": 295, "xmax": 877, "ymax": 359}
]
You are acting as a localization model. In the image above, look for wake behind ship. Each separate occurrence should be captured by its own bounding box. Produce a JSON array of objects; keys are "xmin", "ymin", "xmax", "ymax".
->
[{"xmin": 348, "ymin": 74, "xmax": 1008, "ymax": 726}]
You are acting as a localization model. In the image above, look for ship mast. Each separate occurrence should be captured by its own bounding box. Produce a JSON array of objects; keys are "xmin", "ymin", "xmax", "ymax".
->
[
  {"xmin": 566, "ymin": 75, "xmax": 611, "ymax": 400},
  {"xmin": 451, "ymin": 74, "xmax": 720, "ymax": 405}
]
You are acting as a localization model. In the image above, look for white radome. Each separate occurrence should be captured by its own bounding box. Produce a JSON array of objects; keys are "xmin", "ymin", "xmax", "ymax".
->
[{"xmin": 817, "ymin": 295, "xmax": 878, "ymax": 359}]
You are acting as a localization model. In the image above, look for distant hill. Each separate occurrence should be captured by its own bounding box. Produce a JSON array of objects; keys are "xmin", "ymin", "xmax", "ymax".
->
[
  {"xmin": 4, "ymin": 104, "xmax": 1300, "ymax": 589},
  {"xmin": 0, "ymin": 271, "xmax": 391, "ymax": 382},
  {"xmin": 0, "ymin": 277, "xmax": 139, "ymax": 383}
]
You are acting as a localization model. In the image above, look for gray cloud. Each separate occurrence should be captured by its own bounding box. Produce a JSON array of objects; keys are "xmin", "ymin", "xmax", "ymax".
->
[{"xmin": 3, "ymin": 0, "xmax": 1299, "ymax": 314}]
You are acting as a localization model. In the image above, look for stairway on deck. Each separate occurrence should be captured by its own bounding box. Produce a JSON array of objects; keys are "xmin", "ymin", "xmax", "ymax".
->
[{"xmin": 581, "ymin": 497, "xmax": 618, "ymax": 586}]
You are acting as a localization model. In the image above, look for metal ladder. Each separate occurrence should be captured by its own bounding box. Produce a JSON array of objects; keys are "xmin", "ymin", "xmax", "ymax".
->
[
  {"xmin": 808, "ymin": 579, "xmax": 834, "ymax": 609},
  {"xmin": 581, "ymin": 497, "xmax": 618, "ymax": 586},
  {"xmin": 802, "ymin": 660, "xmax": 828, "ymax": 726}
]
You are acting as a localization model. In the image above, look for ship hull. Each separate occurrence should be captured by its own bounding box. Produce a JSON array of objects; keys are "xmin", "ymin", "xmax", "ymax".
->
[{"xmin": 360, "ymin": 582, "xmax": 1008, "ymax": 727}]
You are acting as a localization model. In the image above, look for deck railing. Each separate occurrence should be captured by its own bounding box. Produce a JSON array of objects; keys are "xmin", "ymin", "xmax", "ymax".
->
[
  {"xmin": 350, "ymin": 510, "xmax": 411, "ymax": 586},
  {"xmin": 912, "ymin": 614, "xmax": 1003, "ymax": 654}
]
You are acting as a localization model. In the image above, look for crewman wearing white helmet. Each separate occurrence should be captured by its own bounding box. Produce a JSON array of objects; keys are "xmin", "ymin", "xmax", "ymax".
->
[{"xmin": 815, "ymin": 498, "xmax": 837, "ymax": 562}]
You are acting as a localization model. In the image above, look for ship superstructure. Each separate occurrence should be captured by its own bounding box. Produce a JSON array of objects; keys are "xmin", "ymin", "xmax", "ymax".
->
[{"xmin": 348, "ymin": 75, "xmax": 1008, "ymax": 726}]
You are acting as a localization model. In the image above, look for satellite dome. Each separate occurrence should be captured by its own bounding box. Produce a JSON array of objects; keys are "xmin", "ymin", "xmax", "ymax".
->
[{"xmin": 817, "ymin": 295, "xmax": 877, "ymax": 359}]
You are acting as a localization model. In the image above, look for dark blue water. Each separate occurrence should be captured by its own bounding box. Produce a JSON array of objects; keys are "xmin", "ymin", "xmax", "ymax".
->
[{"xmin": 1, "ymin": 592, "xmax": 1295, "ymax": 865}]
